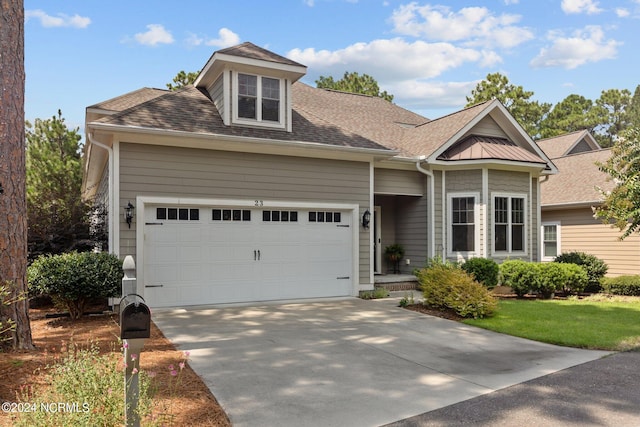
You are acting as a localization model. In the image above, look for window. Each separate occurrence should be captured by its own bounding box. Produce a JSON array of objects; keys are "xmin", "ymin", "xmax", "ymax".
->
[
  {"xmin": 156, "ymin": 207, "xmax": 200, "ymax": 221},
  {"xmin": 542, "ymin": 223, "xmax": 561, "ymax": 260},
  {"xmin": 450, "ymin": 196, "xmax": 476, "ymax": 252},
  {"xmin": 235, "ymin": 73, "xmax": 282, "ymax": 126},
  {"xmin": 309, "ymin": 211, "xmax": 342, "ymax": 224},
  {"xmin": 263, "ymin": 210, "xmax": 298, "ymax": 222},
  {"xmin": 212, "ymin": 209, "xmax": 251, "ymax": 222},
  {"xmin": 493, "ymin": 195, "xmax": 526, "ymax": 254}
]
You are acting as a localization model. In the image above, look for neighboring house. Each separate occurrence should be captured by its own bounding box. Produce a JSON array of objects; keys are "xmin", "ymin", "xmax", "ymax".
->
[
  {"xmin": 538, "ymin": 130, "xmax": 640, "ymax": 276},
  {"xmin": 82, "ymin": 42, "xmax": 556, "ymax": 308}
]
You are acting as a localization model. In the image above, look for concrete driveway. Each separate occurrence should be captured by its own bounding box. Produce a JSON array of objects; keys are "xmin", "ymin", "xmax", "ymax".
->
[{"xmin": 152, "ymin": 297, "xmax": 610, "ymax": 427}]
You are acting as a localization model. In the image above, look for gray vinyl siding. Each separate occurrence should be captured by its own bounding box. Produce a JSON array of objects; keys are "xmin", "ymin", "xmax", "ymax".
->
[
  {"xmin": 531, "ymin": 177, "xmax": 539, "ymax": 261},
  {"xmin": 434, "ymin": 170, "xmax": 444, "ymax": 258},
  {"xmin": 395, "ymin": 194, "xmax": 428, "ymax": 273},
  {"xmin": 463, "ymin": 115, "xmax": 508, "ymax": 139},
  {"xmin": 95, "ymin": 165, "xmax": 109, "ymax": 209},
  {"xmin": 118, "ymin": 142, "xmax": 371, "ymax": 283},
  {"xmin": 209, "ymin": 74, "xmax": 224, "ymax": 120},
  {"xmin": 374, "ymin": 168, "xmax": 425, "ymax": 196}
]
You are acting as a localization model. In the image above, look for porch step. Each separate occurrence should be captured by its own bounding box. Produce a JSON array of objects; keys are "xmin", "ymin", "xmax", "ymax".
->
[{"xmin": 374, "ymin": 274, "xmax": 419, "ymax": 291}]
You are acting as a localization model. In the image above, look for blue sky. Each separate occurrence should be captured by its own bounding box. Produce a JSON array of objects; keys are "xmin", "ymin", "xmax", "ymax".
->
[{"xmin": 24, "ymin": 0, "xmax": 640, "ymax": 134}]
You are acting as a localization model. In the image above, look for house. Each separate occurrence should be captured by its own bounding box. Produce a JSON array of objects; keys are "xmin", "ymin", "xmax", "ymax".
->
[
  {"xmin": 82, "ymin": 42, "xmax": 556, "ymax": 308},
  {"xmin": 538, "ymin": 130, "xmax": 640, "ymax": 276}
]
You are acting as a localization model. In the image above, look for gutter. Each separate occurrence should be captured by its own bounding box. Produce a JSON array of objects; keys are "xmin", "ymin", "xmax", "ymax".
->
[
  {"xmin": 415, "ymin": 156, "xmax": 436, "ymax": 259},
  {"xmin": 87, "ymin": 133, "xmax": 114, "ymax": 253}
]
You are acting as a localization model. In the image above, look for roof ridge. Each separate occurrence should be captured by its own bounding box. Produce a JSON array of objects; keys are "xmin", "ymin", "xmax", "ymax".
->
[{"xmin": 413, "ymin": 99, "xmax": 492, "ymax": 129}]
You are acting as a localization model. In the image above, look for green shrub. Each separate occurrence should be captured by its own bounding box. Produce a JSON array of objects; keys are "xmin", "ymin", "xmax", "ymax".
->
[
  {"xmin": 554, "ymin": 252, "xmax": 608, "ymax": 292},
  {"xmin": 602, "ymin": 275, "xmax": 640, "ymax": 296},
  {"xmin": 536, "ymin": 263, "xmax": 587, "ymax": 298},
  {"xmin": 499, "ymin": 260, "xmax": 540, "ymax": 297},
  {"xmin": 28, "ymin": 252, "xmax": 123, "ymax": 319},
  {"xmin": 360, "ymin": 287, "xmax": 389, "ymax": 299},
  {"xmin": 461, "ymin": 258, "xmax": 499, "ymax": 288},
  {"xmin": 417, "ymin": 262, "xmax": 497, "ymax": 318}
]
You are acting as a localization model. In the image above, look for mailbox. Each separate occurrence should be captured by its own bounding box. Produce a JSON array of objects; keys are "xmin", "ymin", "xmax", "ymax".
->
[{"xmin": 119, "ymin": 294, "xmax": 151, "ymax": 339}]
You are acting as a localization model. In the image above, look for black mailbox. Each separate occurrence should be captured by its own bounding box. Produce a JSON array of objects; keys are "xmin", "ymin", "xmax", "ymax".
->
[{"xmin": 120, "ymin": 294, "xmax": 151, "ymax": 339}]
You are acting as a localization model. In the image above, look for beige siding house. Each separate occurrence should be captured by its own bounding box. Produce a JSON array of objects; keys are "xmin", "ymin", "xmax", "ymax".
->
[
  {"xmin": 539, "ymin": 130, "xmax": 640, "ymax": 276},
  {"xmin": 82, "ymin": 42, "xmax": 556, "ymax": 308}
]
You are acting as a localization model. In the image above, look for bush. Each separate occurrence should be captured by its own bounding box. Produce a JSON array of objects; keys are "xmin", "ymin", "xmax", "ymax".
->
[
  {"xmin": 416, "ymin": 261, "xmax": 497, "ymax": 318},
  {"xmin": 499, "ymin": 260, "xmax": 540, "ymax": 297},
  {"xmin": 461, "ymin": 258, "xmax": 499, "ymax": 288},
  {"xmin": 602, "ymin": 275, "xmax": 640, "ymax": 296},
  {"xmin": 554, "ymin": 252, "xmax": 607, "ymax": 292},
  {"xmin": 28, "ymin": 252, "xmax": 123, "ymax": 319},
  {"xmin": 537, "ymin": 263, "xmax": 588, "ymax": 298}
]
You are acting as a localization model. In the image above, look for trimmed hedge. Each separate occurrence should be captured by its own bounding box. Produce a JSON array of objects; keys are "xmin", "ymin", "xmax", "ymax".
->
[
  {"xmin": 499, "ymin": 260, "xmax": 587, "ymax": 298},
  {"xmin": 602, "ymin": 275, "xmax": 640, "ymax": 296},
  {"xmin": 461, "ymin": 257, "xmax": 499, "ymax": 288},
  {"xmin": 554, "ymin": 252, "xmax": 607, "ymax": 292},
  {"xmin": 417, "ymin": 261, "xmax": 497, "ymax": 318},
  {"xmin": 28, "ymin": 252, "xmax": 123, "ymax": 319}
]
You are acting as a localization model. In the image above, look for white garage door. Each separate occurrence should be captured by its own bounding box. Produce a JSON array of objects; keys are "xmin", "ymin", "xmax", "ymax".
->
[{"xmin": 142, "ymin": 205, "xmax": 354, "ymax": 307}]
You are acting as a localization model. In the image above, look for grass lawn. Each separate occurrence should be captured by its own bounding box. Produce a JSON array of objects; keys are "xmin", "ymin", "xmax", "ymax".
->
[{"xmin": 463, "ymin": 296, "xmax": 640, "ymax": 351}]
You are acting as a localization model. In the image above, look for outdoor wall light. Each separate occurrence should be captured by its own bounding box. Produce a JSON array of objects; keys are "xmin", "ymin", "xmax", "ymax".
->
[
  {"xmin": 124, "ymin": 202, "xmax": 135, "ymax": 228},
  {"xmin": 362, "ymin": 209, "xmax": 371, "ymax": 229}
]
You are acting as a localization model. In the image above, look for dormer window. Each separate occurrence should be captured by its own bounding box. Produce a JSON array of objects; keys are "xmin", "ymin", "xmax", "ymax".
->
[{"xmin": 234, "ymin": 72, "xmax": 284, "ymax": 128}]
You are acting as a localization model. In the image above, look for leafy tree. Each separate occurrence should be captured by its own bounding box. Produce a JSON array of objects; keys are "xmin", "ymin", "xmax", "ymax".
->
[
  {"xmin": 595, "ymin": 89, "xmax": 632, "ymax": 147},
  {"xmin": 166, "ymin": 70, "xmax": 198, "ymax": 91},
  {"xmin": 466, "ymin": 72, "xmax": 551, "ymax": 138},
  {"xmin": 626, "ymin": 85, "xmax": 640, "ymax": 128},
  {"xmin": 595, "ymin": 126, "xmax": 640, "ymax": 239},
  {"xmin": 26, "ymin": 110, "xmax": 90, "ymax": 258},
  {"xmin": 316, "ymin": 71, "xmax": 394, "ymax": 102},
  {"xmin": 0, "ymin": 0, "xmax": 33, "ymax": 350},
  {"xmin": 539, "ymin": 94, "xmax": 604, "ymax": 141}
]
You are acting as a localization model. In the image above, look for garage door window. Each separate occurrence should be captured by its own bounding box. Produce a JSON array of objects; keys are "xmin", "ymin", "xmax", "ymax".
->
[
  {"xmin": 262, "ymin": 210, "xmax": 298, "ymax": 222},
  {"xmin": 309, "ymin": 211, "xmax": 341, "ymax": 223},
  {"xmin": 157, "ymin": 207, "xmax": 200, "ymax": 221},
  {"xmin": 212, "ymin": 209, "xmax": 251, "ymax": 222}
]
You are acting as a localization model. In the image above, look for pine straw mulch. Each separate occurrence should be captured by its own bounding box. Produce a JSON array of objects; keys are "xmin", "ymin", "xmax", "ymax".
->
[{"xmin": 0, "ymin": 303, "xmax": 231, "ymax": 427}]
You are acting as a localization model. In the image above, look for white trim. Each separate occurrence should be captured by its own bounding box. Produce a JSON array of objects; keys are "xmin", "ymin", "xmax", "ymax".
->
[
  {"xmin": 135, "ymin": 196, "xmax": 360, "ymax": 302},
  {"xmin": 446, "ymin": 192, "xmax": 481, "ymax": 259},
  {"xmin": 113, "ymin": 140, "xmax": 120, "ymax": 256},
  {"xmin": 441, "ymin": 170, "xmax": 446, "ymax": 259},
  {"xmin": 529, "ymin": 173, "xmax": 533, "ymax": 262},
  {"xmin": 482, "ymin": 168, "xmax": 489, "ymax": 258},
  {"xmin": 491, "ymin": 192, "xmax": 529, "ymax": 257},
  {"xmin": 541, "ymin": 221, "xmax": 562, "ymax": 262},
  {"xmin": 369, "ymin": 161, "xmax": 375, "ymax": 284}
]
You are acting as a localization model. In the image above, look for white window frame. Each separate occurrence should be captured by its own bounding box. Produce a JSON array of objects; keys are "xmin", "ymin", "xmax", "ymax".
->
[
  {"xmin": 447, "ymin": 192, "xmax": 480, "ymax": 257},
  {"xmin": 491, "ymin": 192, "xmax": 528, "ymax": 256},
  {"xmin": 541, "ymin": 221, "xmax": 561, "ymax": 261},
  {"xmin": 232, "ymin": 71, "xmax": 285, "ymax": 129}
]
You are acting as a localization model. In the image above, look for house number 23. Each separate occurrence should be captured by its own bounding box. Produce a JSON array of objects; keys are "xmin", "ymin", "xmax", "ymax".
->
[{"xmin": 254, "ymin": 200, "xmax": 264, "ymax": 207}]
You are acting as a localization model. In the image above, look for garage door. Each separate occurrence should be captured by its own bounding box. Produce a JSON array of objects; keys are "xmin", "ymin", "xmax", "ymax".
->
[{"xmin": 142, "ymin": 205, "xmax": 354, "ymax": 307}]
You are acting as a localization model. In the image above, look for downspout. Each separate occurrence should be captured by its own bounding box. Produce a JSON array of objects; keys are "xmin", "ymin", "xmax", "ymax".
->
[
  {"xmin": 416, "ymin": 157, "xmax": 436, "ymax": 259},
  {"xmin": 87, "ymin": 133, "xmax": 114, "ymax": 253}
]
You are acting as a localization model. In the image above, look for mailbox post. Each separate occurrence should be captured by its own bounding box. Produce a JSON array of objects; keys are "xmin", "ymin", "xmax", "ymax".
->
[{"xmin": 119, "ymin": 256, "xmax": 151, "ymax": 427}]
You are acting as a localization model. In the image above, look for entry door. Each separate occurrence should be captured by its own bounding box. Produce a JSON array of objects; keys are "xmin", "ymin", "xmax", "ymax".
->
[{"xmin": 374, "ymin": 206, "xmax": 382, "ymax": 274}]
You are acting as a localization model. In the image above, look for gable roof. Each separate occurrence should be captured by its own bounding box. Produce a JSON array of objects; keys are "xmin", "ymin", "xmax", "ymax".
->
[
  {"xmin": 87, "ymin": 87, "xmax": 168, "ymax": 113},
  {"xmin": 537, "ymin": 130, "xmax": 601, "ymax": 159},
  {"xmin": 540, "ymin": 149, "xmax": 612, "ymax": 207},
  {"xmin": 215, "ymin": 42, "xmax": 305, "ymax": 68}
]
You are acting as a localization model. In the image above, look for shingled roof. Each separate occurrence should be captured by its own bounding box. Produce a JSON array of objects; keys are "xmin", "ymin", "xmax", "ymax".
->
[
  {"xmin": 92, "ymin": 84, "xmax": 393, "ymax": 151},
  {"xmin": 215, "ymin": 42, "xmax": 305, "ymax": 68},
  {"xmin": 537, "ymin": 130, "xmax": 600, "ymax": 159},
  {"xmin": 540, "ymin": 149, "xmax": 613, "ymax": 206}
]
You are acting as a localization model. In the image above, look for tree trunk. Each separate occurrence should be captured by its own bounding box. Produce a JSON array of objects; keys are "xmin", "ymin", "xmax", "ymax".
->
[{"xmin": 0, "ymin": 0, "xmax": 33, "ymax": 350}]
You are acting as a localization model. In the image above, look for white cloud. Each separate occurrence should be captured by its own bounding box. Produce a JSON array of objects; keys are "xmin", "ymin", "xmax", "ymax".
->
[
  {"xmin": 504, "ymin": 0, "xmax": 519, "ymax": 4},
  {"xmin": 134, "ymin": 24, "xmax": 174, "ymax": 46},
  {"xmin": 615, "ymin": 8, "xmax": 630, "ymax": 17},
  {"xmin": 25, "ymin": 9, "xmax": 90, "ymax": 29},
  {"xmin": 530, "ymin": 26, "xmax": 620, "ymax": 69},
  {"xmin": 390, "ymin": 4, "xmax": 533, "ymax": 49},
  {"xmin": 205, "ymin": 28, "xmax": 241, "ymax": 48},
  {"xmin": 561, "ymin": 0, "xmax": 603, "ymax": 15},
  {"xmin": 387, "ymin": 79, "xmax": 479, "ymax": 110},
  {"xmin": 288, "ymin": 38, "xmax": 494, "ymax": 83}
]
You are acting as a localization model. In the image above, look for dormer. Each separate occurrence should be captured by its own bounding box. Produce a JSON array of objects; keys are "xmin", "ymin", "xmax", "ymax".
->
[{"xmin": 194, "ymin": 42, "xmax": 307, "ymax": 132}]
